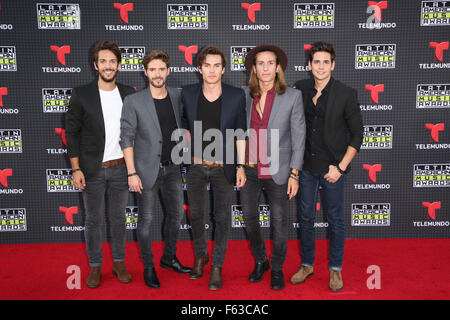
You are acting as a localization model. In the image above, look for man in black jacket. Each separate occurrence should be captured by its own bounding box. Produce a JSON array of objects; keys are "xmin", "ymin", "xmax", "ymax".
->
[
  {"xmin": 66, "ymin": 40, "xmax": 135, "ymax": 289},
  {"xmin": 291, "ymin": 41, "xmax": 363, "ymax": 292}
]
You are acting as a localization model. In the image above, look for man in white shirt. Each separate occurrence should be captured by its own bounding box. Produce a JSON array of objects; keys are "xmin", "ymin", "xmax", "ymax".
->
[{"xmin": 66, "ymin": 40, "xmax": 135, "ymax": 288}]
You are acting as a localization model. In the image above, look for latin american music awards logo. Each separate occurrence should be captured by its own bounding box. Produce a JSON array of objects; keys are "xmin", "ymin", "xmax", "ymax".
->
[
  {"xmin": 413, "ymin": 164, "xmax": 450, "ymax": 187},
  {"xmin": 355, "ymin": 44, "xmax": 396, "ymax": 69},
  {"xmin": 36, "ymin": 3, "xmax": 81, "ymax": 29},
  {"xmin": 0, "ymin": 46, "xmax": 17, "ymax": 71},
  {"xmin": 416, "ymin": 84, "xmax": 450, "ymax": 109},
  {"xmin": 351, "ymin": 203, "xmax": 391, "ymax": 226},
  {"xmin": 420, "ymin": 1, "xmax": 450, "ymax": 26},
  {"xmin": 120, "ymin": 46, "xmax": 145, "ymax": 71},
  {"xmin": 0, "ymin": 129, "xmax": 22, "ymax": 153},
  {"xmin": 361, "ymin": 125, "xmax": 393, "ymax": 149},
  {"xmin": 167, "ymin": 4, "xmax": 208, "ymax": 29},
  {"xmin": 293, "ymin": 3, "xmax": 335, "ymax": 29},
  {"xmin": 0, "ymin": 208, "xmax": 27, "ymax": 232},
  {"xmin": 42, "ymin": 88, "xmax": 71, "ymax": 113},
  {"xmin": 230, "ymin": 46, "xmax": 255, "ymax": 71}
]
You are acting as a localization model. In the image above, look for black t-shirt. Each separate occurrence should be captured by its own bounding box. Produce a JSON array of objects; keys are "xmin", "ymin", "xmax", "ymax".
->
[
  {"xmin": 154, "ymin": 95, "xmax": 178, "ymax": 163},
  {"xmin": 196, "ymin": 91, "xmax": 222, "ymax": 161}
]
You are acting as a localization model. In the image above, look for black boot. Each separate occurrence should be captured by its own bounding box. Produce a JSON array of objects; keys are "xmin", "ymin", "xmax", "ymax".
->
[
  {"xmin": 144, "ymin": 267, "xmax": 160, "ymax": 289},
  {"xmin": 248, "ymin": 259, "xmax": 270, "ymax": 282}
]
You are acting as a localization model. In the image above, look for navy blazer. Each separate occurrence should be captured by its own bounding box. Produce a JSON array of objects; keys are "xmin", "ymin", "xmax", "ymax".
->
[{"xmin": 181, "ymin": 82, "xmax": 247, "ymax": 184}]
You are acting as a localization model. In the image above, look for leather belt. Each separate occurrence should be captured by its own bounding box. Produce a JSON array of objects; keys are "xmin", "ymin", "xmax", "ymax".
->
[
  {"xmin": 102, "ymin": 157, "xmax": 125, "ymax": 168},
  {"xmin": 192, "ymin": 157, "xmax": 224, "ymax": 168},
  {"xmin": 246, "ymin": 163, "xmax": 258, "ymax": 169},
  {"xmin": 160, "ymin": 160, "xmax": 174, "ymax": 168}
]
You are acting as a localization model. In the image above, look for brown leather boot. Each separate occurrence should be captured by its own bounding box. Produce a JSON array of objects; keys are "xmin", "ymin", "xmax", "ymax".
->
[
  {"xmin": 86, "ymin": 267, "xmax": 101, "ymax": 288},
  {"xmin": 208, "ymin": 266, "xmax": 223, "ymax": 290},
  {"xmin": 329, "ymin": 270, "xmax": 343, "ymax": 292},
  {"xmin": 290, "ymin": 266, "xmax": 314, "ymax": 284},
  {"xmin": 190, "ymin": 255, "xmax": 209, "ymax": 279},
  {"xmin": 112, "ymin": 262, "xmax": 132, "ymax": 283}
]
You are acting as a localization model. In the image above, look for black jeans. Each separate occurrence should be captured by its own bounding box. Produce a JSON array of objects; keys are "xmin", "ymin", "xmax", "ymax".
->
[
  {"xmin": 82, "ymin": 163, "xmax": 129, "ymax": 267},
  {"xmin": 137, "ymin": 165, "xmax": 184, "ymax": 268},
  {"xmin": 240, "ymin": 167, "xmax": 289, "ymax": 271},
  {"xmin": 186, "ymin": 165, "xmax": 233, "ymax": 267}
]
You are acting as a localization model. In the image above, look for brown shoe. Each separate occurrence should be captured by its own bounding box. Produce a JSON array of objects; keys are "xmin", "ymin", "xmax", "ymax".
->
[
  {"xmin": 190, "ymin": 255, "xmax": 209, "ymax": 279},
  {"xmin": 86, "ymin": 267, "xmax": 101, "ymax": 288},
  {"xmin": 329, "ymin": 270, "xmax": 343, "ymax": 292},
  {"xmin": 112, "ymin": 262, "xmax": 132, "ymax": 283},
  {"xmin": 290, "ymin": 265, "xmax": 314, "ymax": 284},
  {"xmin": 209, "ymin": 266, "xmax": 223, "ymax": 290}
]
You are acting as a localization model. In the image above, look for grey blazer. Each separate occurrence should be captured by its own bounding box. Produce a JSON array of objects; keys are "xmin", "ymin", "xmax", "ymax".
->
[
  {"xmin": 120, "ymin": 86, "xmax": 183, "ymax": 189},
  {"xmin": 245, "ymin": 87, "xmax": 306, "ymax": 185}
]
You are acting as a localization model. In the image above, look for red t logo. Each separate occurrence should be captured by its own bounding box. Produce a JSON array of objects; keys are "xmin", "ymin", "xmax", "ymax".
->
[
  {"xmin": 365, "ymin": 84, "xmax": 384, "ymax": 104},
  {"xmin": 50, "ymin": 45, "xmax": 71, "ymax": 66},
  {"xmin": 316, "ymin": 203, "xmax": 320, "ymax": 211},
  {"xmin": 304, "ymin": 44, "xmax": 312, "ymax": 52},
  {"xmin": 0, "ymin": 168, "xmax": 12, "ymax": 187},
  {"xmin": 59, "ymin": 206, "xmax": 79, "ymax": 225},
  {"xmin": 425, "ymin": 123, "xmax": 444, "ymax": 142},
  {"xmin": 429, "ymin": 41, "xmax": 449, "ymax": 62},
  {"xmin": 422, "ymin": 201, "xmax": 441, "ymax": 220},
  {"xmin": 368, "ymin": 1, "xmax": 388, "ymax": 22},
  {"xmin": 241, "ymin": 3, "xmax": 261, "ymax": 23},
  {"xmin": 178, "ymin": 45, "xmax": 198, "ymax": 65},
  {"xmin": 0, "ymin": 87, "xmax": 7, "ymax": 107},
  {"xmin": 55, "ymin": 128, "xmax": 67, "ymax": 146},
  {"xmin": 113, "ymin": 3, "xmax": 134, "ymax": 23},
  {"xmin": 363, "ymin": 164, "xmax": 382, "ymax": 183}
]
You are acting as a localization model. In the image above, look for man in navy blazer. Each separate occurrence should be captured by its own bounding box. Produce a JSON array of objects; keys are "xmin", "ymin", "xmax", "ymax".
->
[
  {"xmin": 66, "ymin": 40, "xmax": 135, "ymax": 288},
  {"xmin": 181, "ymin": 46, "xmax": 247, "ymax": 290},
  {"xmin": 291, "ymin": 41, "xmax": 363, "ymax": 292}
]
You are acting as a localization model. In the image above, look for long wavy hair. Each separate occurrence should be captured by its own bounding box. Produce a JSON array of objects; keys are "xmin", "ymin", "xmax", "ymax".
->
[{"xmin": 248, "ymin": 51, "xmax": 287, "ymax": 99}]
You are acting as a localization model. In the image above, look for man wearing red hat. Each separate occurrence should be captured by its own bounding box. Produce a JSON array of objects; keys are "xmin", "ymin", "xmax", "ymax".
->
[{"xmin": 241, "ymin": 44, "xmax": 306, "ymax": 290}]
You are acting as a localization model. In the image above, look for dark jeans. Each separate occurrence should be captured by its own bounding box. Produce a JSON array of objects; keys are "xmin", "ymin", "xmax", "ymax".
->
[
  {"xmin": 186, "ymin": 165, "xmax": 233, "ymax": 267},
  {"xmin": 82, "ymin": 163, "xmax": 129, "ymax": 267},
  {"xmin": 240, "ymin": 167, "xmax": 289, "ymax": 271},
  {"xmin": 137, "ymin": 165, "xmax": 184, "ymax": 268},
  {"xmin": 298, "ymin": 169, "xmax": 346, "ymax": 271}
]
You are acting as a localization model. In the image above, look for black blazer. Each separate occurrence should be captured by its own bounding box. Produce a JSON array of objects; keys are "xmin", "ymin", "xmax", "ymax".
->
[
  {"xmin": 294, "ymin": 78, "xmax": 363, "ymax": 167},
  {"xmin": 65, "ymin": 80, "xmax": 135, "ymax": 179},
  {"xmin": 181, "ymin": 82, "xmax": 247, "ymax": 184}
]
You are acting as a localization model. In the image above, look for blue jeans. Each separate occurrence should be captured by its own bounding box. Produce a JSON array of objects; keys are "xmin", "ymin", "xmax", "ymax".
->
[
  {"xmin": 137, "ymin": 165, "xmax": 184, "ymax": 268},
  {"xmin": 82, "ymin": 164, "xmax": 129, "ymax": 267},
  {"xmin": 298, "ymin": 169, "xmax": 346, "ymax": 271}
]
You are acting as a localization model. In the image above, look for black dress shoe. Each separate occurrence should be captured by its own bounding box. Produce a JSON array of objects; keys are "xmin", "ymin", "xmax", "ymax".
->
[
  {"xmin": 160, "ymin": 256, "xmax": 192, "ymax": 274},
  {"xmin": 248, "ymin": 259, "xmax": 270, "ymax": 282},
  {"xmin": 144, "ymin": 267, "xmax": 160, "ymax": 289},
  {"xmin": 208, "ymin": 266, "xmax": 223, "ymax": 290},
  {"xmin": 271, "ymin": 270, "xmax": 285, "ymax": 290}
]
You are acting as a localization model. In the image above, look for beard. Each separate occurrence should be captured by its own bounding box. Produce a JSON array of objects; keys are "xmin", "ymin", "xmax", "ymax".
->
[
  {"xmin": 98, "ymin": 69, "xmax": 118, "ymax": 83},
  {"xmin": 150, "ymin": 78, "xmax": 166, "ymax": 88}
]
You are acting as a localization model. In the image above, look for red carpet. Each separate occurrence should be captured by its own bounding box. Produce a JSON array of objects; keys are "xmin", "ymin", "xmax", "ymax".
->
[{"xmin": 1, "ymin": 239, "xmax": 449, "ymax": 300}]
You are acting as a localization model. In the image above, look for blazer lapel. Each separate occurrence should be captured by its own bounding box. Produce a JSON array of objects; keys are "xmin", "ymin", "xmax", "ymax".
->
[
  {"xmin": 144, "ymin": 88, "xmax": 162, "ymax": 136},
  {"xmin": 89, "ymin": 81, "xmax": 105, "ymax": 135},
  {"xmin": 167, "ymin": 87, "xmax": 181, "ymax": 129},
  {"xmin": 268, "ymin": 93, "xmax": 282, "ymax": 129}
]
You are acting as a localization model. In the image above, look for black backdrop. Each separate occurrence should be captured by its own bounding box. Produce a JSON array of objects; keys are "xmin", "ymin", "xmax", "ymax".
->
[{"xmin": 1, "ymin": 0, "xmax": 449, "ymax": 244}]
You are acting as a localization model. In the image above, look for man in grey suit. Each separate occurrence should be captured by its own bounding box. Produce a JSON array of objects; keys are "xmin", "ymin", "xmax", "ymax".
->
[
  {"xmin": 241, "ymin": 44, "xmax": 306, "ymax": 290},
  {"xmin": 120, "ymin": 50, "xmax": 191, "ymax": 289}
]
